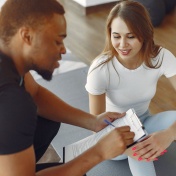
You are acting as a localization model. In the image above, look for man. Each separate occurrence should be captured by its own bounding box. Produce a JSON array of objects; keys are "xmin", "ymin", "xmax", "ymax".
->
[{"xmin": 0, "ymin": 0, "xmax": 134, "ymax": 175}]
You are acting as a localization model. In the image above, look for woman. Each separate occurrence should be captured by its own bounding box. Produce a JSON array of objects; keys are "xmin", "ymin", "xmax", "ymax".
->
[{"xmin": 85, "ymin": 1, "xmax": 176, "ymax": 176}]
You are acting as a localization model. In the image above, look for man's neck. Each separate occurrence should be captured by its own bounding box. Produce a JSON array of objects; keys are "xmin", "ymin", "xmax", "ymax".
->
[{"xmin": 0, "ymin": 40, "xmax": 26, "ymax": 76}]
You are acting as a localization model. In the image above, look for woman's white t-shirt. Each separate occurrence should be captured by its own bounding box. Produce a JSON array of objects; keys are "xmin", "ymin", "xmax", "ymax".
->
[{"xmin": 85, "ymin": 48, "xmax": 176, "ymax": 116}]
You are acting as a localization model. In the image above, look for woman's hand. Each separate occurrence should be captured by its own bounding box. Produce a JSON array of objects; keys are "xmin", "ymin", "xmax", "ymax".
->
[
  {"xmin": 132, "ymin": 129, "xmax": 174, "ymax": 161},
  {"xmin": 93, "ymin": 111, "xmax": 126, "ymax": 132}
]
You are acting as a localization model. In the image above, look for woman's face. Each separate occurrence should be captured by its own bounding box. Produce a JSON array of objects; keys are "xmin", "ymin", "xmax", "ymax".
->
[{"xmin": 110, "ymin": 17, "xmax": 143, "ymax": 62}]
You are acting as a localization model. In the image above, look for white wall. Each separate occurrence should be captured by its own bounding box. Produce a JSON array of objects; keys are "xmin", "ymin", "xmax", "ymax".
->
[
  {"xmin": 0, "ymin": 0, "xmax": 6, "ymax": 9},
  {"xmin": 0, "ymin": 0, "xmax": 116, "ymax": 9},
  {"xmin": 73, "ymin": 0, "xmax": 87, "ymax": 7},
  {"xmin": 73, "ymin": 0, "xmax": 117, "ymax": 7}
]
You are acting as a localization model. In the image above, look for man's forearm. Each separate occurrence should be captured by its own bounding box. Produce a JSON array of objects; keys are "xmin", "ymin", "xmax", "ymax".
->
[
  {"xmin": 36, "ymin": 145, "xmax": 103, "ymax": 176},
  {"xmin": 36, "ymin": 126, "xmax": 130, "ymax": 176},
  {"xmin": 34, "ymin": 85, "xmax": 96, "ymax": 131}
]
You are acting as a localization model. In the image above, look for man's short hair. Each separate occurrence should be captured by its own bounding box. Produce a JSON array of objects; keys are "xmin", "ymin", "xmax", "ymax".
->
[{"xmin": 0, "ymin": 0, "xmax": 65, "ymax": 44}]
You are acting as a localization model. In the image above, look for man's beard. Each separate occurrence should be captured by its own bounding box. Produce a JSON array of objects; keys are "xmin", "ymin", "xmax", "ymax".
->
[
  {"xmin": 36, "ymin": 69, "xmax": 53, "ymax": 81},
  {"xmin": 31, "ymin": 63, "xmax": 54, "ymax": 81}
]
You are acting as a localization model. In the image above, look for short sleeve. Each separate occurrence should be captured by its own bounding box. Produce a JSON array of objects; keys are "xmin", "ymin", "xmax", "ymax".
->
[
  {"xmin": 85, "ymin": 56, "xmax": 109, "ymax": 95},
  {"xmin": 160, "ymin": 48, "xmax": 176, "ymax": 78},
  {"xmin": 0, "ymin": 85, "xmax": 37, "ymax": 154}
]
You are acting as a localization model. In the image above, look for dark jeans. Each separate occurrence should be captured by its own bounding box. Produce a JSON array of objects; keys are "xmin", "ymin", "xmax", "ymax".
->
[
  {"xmin": 34, "ymin": 115, "xmax": 61, "ymax": 171},
  {"xmin": 34, "ymin": 116, "xmax": 86, "ymax": 176}
]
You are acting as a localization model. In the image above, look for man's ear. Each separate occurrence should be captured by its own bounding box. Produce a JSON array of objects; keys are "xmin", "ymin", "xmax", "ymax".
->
[{"xmin": 19, "ymin": 27, "xmax": 33, "ymax": 45}]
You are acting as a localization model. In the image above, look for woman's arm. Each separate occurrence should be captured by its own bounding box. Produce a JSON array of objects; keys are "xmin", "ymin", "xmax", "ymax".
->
[
  {"xmin": 157, "ymin": 75, "xmax": 176, "ymax": 141},
  {"xmin": 131, "ymin": 75, "xmax": 176, "ymax": 161},
  {"xmin": 89, "ymin": 93, "xmax": 106, "ymax": 115},
  {"xmin": 165, "ymin": 75, "xmax": 176, "ymax": 139}
]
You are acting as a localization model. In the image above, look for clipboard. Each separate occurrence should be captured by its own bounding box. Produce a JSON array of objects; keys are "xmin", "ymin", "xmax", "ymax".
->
[{"xmin": 63, "ymin": 108, "xmax": 148, "ymax": 163}]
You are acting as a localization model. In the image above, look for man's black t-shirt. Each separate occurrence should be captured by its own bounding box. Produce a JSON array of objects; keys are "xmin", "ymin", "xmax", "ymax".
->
[{"xmin": 0, "ymin": 52, "xmax": 37, "ymax": 154}]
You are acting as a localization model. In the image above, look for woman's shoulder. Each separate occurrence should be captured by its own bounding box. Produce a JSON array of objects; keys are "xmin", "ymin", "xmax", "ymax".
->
[
  {"xmin": 152, "ymin": 47, "xmax": 175, "ymax": 62},
  {"xmin": 152, "ymin": 47, "xmax": 176, "ymax": 69},
  {"xmin": 90, "ymin": 54, "xmax": 109, "ymax": 68},
  {"xmin": 157, "ymin": 47, "xmax": 175, "ymax": 57},
  {"xmin": 88, "ymin": 54, "xmax": 110, "ymax": 74},
  {"xmin": 93, "ymin": 54, "xmax": 109, "ymax": 65}
]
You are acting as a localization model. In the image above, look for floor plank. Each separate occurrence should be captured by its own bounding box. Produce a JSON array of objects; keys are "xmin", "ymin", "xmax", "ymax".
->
[{"xmin": 60, "ymin": 1, "xmax": 176, "ymax": 114}]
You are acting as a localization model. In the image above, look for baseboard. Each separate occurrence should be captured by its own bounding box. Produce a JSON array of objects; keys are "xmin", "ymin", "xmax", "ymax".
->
[
  {"xmin": 64, "ymin": 1, "xmax": 117, "ymax": 15},
  {"xmin": 86, "ymin": 2, "xmax": 117, "ymax": 15}
]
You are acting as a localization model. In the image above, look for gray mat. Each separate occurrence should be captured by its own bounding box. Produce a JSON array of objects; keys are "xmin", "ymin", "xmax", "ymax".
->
[
  {"xmin": 37, "ymin": 66, "xmax": 176, "ymax": 176},
  {"xmin": 36, "ymin": 67, "xmax": 92, "ymax": 163}
]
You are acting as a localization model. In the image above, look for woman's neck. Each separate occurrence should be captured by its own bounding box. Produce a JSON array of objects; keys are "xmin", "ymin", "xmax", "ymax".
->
[{"xmin": 116, "ymin": 55, "xmax": 143, "ymax": 70}]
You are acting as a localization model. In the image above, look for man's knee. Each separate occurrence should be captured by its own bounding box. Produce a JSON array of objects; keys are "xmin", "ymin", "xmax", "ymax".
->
[{"xmin": 36, "ymin": 115, "xmax": 61, "ymax": 137}]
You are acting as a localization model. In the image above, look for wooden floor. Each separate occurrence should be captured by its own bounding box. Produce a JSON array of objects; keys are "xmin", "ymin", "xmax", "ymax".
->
[{"xmin": 60, "ymin": 1, "xmax": 176, "ymax": 114}]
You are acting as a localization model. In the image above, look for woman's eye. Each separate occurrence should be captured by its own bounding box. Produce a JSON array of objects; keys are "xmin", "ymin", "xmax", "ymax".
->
[
  {"xmin": 113, "ymin": 35, "xmax": 120, "ymax": 39},
  {"xmin": 128, "ymin": 36, "xmax": 135, "ymax": 39}
]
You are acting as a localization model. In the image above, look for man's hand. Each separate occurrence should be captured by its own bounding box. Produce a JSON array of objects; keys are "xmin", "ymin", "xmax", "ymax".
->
[{"xmin": 95, "ymin": 126, "xmax": 135, "ymax": 160}]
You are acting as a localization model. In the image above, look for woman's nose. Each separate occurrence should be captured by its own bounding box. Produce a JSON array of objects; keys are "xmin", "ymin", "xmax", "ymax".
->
[{"xmin": 119, "ymin": 38, "xmax": 128, "ymax": 48}]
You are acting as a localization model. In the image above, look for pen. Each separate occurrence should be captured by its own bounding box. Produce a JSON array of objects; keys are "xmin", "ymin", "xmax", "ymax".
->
[{"xmin": 104, "ymin": 119, "xmax": 116, "ymax": 128}]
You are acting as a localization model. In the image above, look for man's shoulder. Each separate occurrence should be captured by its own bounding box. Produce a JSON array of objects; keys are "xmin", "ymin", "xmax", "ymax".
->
[
  {"xmin": 0, "ymin": 85, "xmax": 37, "ymax": 155},
  {"xmin": 0, "ymin": 84, "xmax": 37, "ymax": 117},
  {"xmin": 0, "ymin": 52, "xmax": 21, "ymax": 88}
]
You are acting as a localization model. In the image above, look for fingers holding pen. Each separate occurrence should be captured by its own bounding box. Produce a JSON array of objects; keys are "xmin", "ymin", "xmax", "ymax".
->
[
  {"xmin": 98, "ymin": 126, "xmax": 135, "ymax": 160},
  {"xmin": 116, "ymin": 126, "xmax": 135, "ymax": 146},
  {"xmin": 103, "ymin": 120, "xmax": 135, "ymax": 147}
]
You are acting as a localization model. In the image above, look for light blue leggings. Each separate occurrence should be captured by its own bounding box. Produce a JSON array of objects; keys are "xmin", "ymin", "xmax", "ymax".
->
[{"xmin": 113, "ymin": 110, "xmax": 176, "ymax": 176}]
